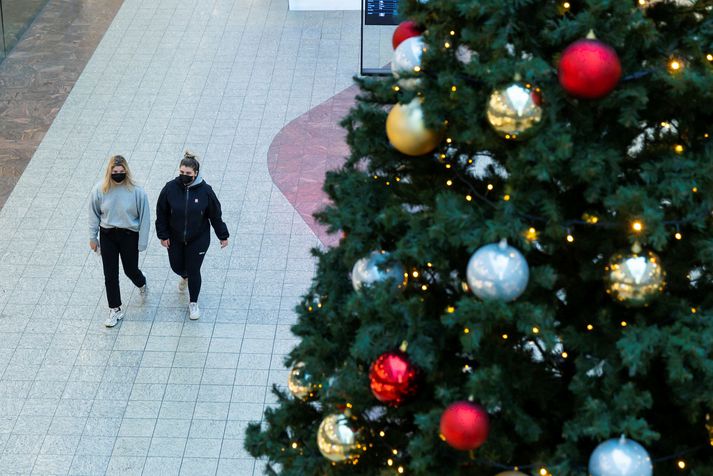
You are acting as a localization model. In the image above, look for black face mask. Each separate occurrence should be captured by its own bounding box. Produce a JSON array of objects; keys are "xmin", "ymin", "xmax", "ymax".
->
[
  {"xmin": 111, "ymin": 173, "xmax": 126, "ymax": 183},
  {"xmin": 179, "ymin": 174, "xmax": 194, "ymax": 185}
]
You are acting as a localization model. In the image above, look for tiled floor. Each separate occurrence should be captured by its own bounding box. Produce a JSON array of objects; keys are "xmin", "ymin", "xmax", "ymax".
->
[
  {"xmin": 0, "ymin": 0, "xmax": 380, "ymax": 473},
  {"xmin": 0, "ymin": 0, "xmax": 125, "ymax": 207},
  {"xmin": 268, "ymin": 84, "xmax": 357, "ymax": 247}
]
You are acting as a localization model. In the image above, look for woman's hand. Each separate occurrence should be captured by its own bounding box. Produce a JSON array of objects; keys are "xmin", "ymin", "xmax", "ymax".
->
[
  {"xmin": 220, "ymin": 239, "xmax": 228, "ymax": 249},
  {"xmin": 89, "ymin": 241, "xmax": 98, "ymax": 252},
  {"xmin": 161, "ymin": 239, "xmax": 171, "ymax": 248}
]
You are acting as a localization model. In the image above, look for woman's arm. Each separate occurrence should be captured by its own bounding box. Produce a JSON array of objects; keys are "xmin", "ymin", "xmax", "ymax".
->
[
  {"xmin": 137, "ymin": 188, "xmax": 151, "ymax": 252},
  {"xmin": 155, "ymin": 185, "xmax": 171, "ymax": 241},
  {"xmin": 88, "ymin": 185, "xmax": 102, "ymax": 249},
  {"xmin": 207, "ymin": 187, "xmax": 229, "ymax": 241}
]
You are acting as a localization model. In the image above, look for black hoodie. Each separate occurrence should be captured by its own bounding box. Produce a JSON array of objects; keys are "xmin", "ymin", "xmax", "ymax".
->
[{"xmin": 155, "ymin": 175, "xmax": 229, "ymax": 243}]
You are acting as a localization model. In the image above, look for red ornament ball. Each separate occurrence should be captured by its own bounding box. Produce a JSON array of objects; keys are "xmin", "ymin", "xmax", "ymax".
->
[
  {"xmin": 439, "ymin": 401, "xmax": 490, "ymax": 451},
  {"xmin": 392, "ymin": 21, "xmax": 423, "ymax": 50},
  {"xmin": 369, "ymin": 351, "xmax": 419, "ymax": 406},
  {"xmin": 558, "ymin": 39, "xmax": 622, "ymax": 99}
]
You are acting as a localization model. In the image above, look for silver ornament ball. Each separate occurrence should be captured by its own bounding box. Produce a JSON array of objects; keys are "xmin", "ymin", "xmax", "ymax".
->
[
  {"xmin": 287, "ymin": 362, "xmax": 317, "ymax": 401},
  {"xmin": 589, "ymin": 436, "xmax": 653, "ymax": 476},
  {"xmin": 351, "ymin": 251, "xmax": 407, "ymax": 291},
  {"xmin": 466, "ymin": 240, "xmax": 529, "ymax": 302},
  {"xmin": 392, "ymin": 36, "xmax": 425, "ymax": 84}
]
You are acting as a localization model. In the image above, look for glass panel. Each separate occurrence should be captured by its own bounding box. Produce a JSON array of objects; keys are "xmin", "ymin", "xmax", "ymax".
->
[
  {"xmin": 362, "ymin": 24, "xmax": 396, "ymax": 74},
  {"xmin": 0, "ymin": 1, "xmax": 6, "ymax": 61},
  {"xmin": 1, "ymin": 0, "xmax": 49, "ymax": 55}
]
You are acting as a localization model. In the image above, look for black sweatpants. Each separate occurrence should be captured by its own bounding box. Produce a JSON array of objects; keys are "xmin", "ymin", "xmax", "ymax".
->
[
  {"xmin": 167, "ymin": 232, "xmax": 210, "ymax": 302},
  {"xmin": 100, "ymin": 227, "xmax": 146, "ymax": 309}
]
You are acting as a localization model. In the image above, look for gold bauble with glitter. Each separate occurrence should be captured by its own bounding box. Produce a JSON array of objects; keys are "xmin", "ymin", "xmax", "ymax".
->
[
  {"xmin": 287, "ymin": 362, "xmax": 317, "ymax": 401},
  {"xmin": 386, "ymin": 99, "xmax": 441, "ymax": 156},
  {"xmin": 486, "ymin": 82, "xmax": 543, "ymax": 140},
  {"xmin": 605, "ymin": 247, "xmax": 665, "ymax": 306},
  {"xmin": 316, "ymin": 413, "xmax": 362, "ymax": 462}
]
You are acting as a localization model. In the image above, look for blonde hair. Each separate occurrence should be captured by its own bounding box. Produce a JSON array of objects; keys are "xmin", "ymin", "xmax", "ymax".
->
[{"xmin": 101, "ymin": 155, "xmax": 136, "ymax": 193}]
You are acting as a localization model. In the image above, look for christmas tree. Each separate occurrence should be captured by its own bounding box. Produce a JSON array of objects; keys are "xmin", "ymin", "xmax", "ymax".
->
[{"xmin": 246, "ymin": 1, "xmax": 713, "ymax": 474}]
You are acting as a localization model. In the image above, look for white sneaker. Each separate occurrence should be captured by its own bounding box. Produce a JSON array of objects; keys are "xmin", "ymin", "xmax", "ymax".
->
[
  {"xmin": 138, "ymin": 283, "xmax": 148, "ymax": 302},
  {"xmin": 188, "ymin": 302, "xmax": 201, "ymax": 320},
  {"xmin": 104, "ymin": 307, "xmax": 125, "ymax": 327},
  {"xmin": 178, "ymin": 277, "xmax": 188, "ymax": 293}
]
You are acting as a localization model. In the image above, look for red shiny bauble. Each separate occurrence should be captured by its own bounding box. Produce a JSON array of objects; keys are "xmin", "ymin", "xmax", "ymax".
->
[
  {"xmin": 369, "ymin": 351, "xmax": 419, "ymax": 405},
  {"xmin": 558, "ymin": 39, "xmax": 622, "ymax": 99},
  {"xmin": 392, "ymin": 21, "xmax": 423, "ymax": 50},
  {"xmin": 439, "ymin": 401, "xmax": 490, "ymax": 451}
]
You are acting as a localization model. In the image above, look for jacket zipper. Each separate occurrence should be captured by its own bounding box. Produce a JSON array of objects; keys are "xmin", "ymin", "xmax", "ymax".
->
[{"xmin": 183, "ymin": 186, "xmax": 189, "ymax": 243}]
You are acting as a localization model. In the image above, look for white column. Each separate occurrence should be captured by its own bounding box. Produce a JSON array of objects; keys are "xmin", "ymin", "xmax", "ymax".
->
[{"xmin": 288, "ymin": 0, "xmax": 361, "ymax": 10}]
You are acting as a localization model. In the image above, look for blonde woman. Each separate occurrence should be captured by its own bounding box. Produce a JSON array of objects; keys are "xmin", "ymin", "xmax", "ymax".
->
[{"xmin": 89, "ymin": 155, "xmax": 150, "ymax": 327}]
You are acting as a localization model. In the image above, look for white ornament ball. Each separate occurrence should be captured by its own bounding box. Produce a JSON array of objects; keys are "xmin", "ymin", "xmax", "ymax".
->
[
  {"xmin": 589, "ymin": 436, "xmax": 653, "ymax": 476},
  {"xmin": 392, "ymin": 36, "xmax": 425, "ymax": 90},
  {"xmin": 466, "ymin": 240, "xmax": 529, "ymax": 302}
]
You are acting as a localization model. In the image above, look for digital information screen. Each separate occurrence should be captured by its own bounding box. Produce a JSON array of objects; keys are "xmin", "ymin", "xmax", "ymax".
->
[{"xmin": 365, "ymin": 0, "xmax": 399, "ymax": 26}]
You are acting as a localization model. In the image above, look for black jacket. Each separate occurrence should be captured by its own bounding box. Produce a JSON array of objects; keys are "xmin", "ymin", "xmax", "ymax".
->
[{"xmin": 155, "ymin": 176, "xmax": 229, "ymax": 243}]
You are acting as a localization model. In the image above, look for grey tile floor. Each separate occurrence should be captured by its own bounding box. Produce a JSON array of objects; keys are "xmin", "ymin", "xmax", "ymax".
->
[{"xmin": 0, "ymin": 0, "xmax": 386, "ymax": 473}]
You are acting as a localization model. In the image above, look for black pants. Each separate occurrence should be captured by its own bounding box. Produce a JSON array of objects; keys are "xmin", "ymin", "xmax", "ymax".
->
[
  {"xmin": 100, "ymin": 227, "xmax": 146, "ymax": 309},
  {"xmin": 167, "ymin": 232, "xmax": 209, "ymax": 302}
]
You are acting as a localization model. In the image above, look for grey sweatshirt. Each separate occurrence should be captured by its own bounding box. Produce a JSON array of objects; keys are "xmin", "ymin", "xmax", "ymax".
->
[{"xmin": 89, "ymin": 182, "xmax": 151, "ymax": 251}]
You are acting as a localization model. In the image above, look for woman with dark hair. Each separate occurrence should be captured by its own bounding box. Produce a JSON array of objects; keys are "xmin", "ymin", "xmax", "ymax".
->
[
  {"xmin": 89, "ymin": 155, "xmax": 150, "ymax": 327},
  {"xmin": 156, "ymin": 151, "xmax": 229, "ymax": 320}
]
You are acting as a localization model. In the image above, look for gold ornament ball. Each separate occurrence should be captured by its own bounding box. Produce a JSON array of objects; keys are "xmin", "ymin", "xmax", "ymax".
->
[
  {"xmin": 606, "ymin": 248, "xmax": 665, "ymax": 306},
  {"xmin": 316, "ymin": 413, "xmax": 361, "ymax": 462},
  {"xmin": 486, "ymin": 83, "xmax": 543, "ymax": 140},
  {"xmin": 386, "ymin": 99, "xmax": 441, "ymax": 156},
  {"xmin": 287, "ymin": 362, "xmax": 317, "ymax": 401}
]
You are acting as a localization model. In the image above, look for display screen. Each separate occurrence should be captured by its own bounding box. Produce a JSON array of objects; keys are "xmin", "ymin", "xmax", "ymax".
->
[{"xmin": 365, "ymin": 0, "xmax": 399, "ymax": 26}]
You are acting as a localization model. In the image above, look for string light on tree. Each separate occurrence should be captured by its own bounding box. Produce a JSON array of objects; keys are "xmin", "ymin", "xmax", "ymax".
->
[
  {"xmin": 525, "ymin": 227, "xmax": 538, "ymax": 241},
  {"xmin": 668, "ymin": 57, "xmax": 685, "ymax": 73}
]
